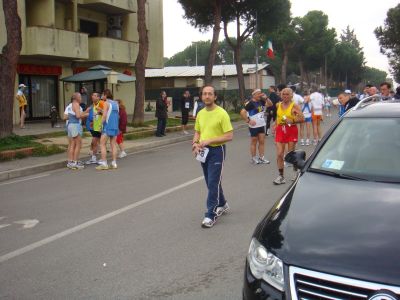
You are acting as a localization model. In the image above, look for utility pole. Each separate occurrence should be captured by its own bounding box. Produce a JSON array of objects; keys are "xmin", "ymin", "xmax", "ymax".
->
[{"xmin": 192, "ymin": 42, "xmax": 198, "ymax": 66}]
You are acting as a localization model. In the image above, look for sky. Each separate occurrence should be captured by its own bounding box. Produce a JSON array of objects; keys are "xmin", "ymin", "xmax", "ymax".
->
[{"xmin": 163, "ymin": 0, "xmax": 399, "ymax": 82}]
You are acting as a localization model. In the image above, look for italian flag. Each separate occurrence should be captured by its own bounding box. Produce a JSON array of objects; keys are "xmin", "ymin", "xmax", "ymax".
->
[{"xmin": 264, "ymin": 40, "xmax": 274, "ymax": 59}]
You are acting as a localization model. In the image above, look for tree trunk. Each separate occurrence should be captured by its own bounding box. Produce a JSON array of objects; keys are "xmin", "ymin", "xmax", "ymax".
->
[
  {"xmin": 299, "ymin": 60, "xmax": 305, "ymax": 92},
  {"xmin": 234, "ymin": 45, "xmax": 245, "ymax": 102},
  {"xmin": 0, "ymin": 0, "xmax": 22, "ymax": 138},
  {"xmin": 280, "ymin": 47, "xmax": 289, "ymax": 84},
  {"xmin": 204, "ymin": 0, "xmax": 221, "ymax": 85},
  {"xmin": 132, "ymin": 0, "xmax": 149, "ymax": 126}
]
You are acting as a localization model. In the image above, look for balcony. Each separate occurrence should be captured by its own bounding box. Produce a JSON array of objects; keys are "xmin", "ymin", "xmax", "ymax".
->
[
  {"xmin": 79, "ymin": 0, "xmax": 136, "ymax": 14},
  {"xmin": 88, "ymin": 37, "xmax": 138, "ymax": 64},
  {"xmin": 24, "ymin": 27, "xmax": 89, "ymax": 59}
]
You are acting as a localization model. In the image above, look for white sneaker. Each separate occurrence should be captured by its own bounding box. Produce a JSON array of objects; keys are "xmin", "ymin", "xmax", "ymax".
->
[
  {"xmin": 273, "ymin": 175, "xmax": 286, "ymax": 185},
  {"xmin": 201, "ymin": 217, "xmax": 216, "ymax": 228},
  {"xmin": 258, "ymin": 156, "xmax": 270, "ymax": 164},
  {"xmin": 251, "ymin": 157, "xmax": 260, "ymax": 164},
  {"xmin": 67, "ymin": 162, "xmax": 76, "ymax": 169},
  {"xmin": 96, "ymin": 163, "xmax": 109, "ymax": 170},
  {"xmin": 118, "ymin": 151, "xmax": 127, "ymax": 158},
  {"xmin": 216, "ymin": 203, "xmax": 230, "ymax": 216},
  {"xmin": 305, "ymin": 139, "xmax": 310, "ymax": 146},
  {"xmin": 85, "ymin": 156, "xmax": 97, "ymax": 165},
  {"xmin": 110, "ymin": 161, "xmax": 118, "ymax": 169},
  {"xmin": 300, "ymin": 139, "xmax": 305, "ymax": 146},
  {"xmin": 313, "ymin": 139, "xmax": 318, "ymax": 146}
]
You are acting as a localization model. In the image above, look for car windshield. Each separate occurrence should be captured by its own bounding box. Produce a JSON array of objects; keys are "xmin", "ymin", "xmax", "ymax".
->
[{"xmin": 310, "ymin": 118, "xmax": 400, "ymax": 183}]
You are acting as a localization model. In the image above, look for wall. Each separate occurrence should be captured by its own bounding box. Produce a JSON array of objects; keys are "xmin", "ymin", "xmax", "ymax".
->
[
  {"xmin": 26, "ymin": 0, "xmax": 55, "ymax": 27},
  {"xmin": 146, "ymin": 0, "xmax": 163, "ymax": 68}
]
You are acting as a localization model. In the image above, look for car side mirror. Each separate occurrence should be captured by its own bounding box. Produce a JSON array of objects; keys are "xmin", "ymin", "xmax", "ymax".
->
[{"xmin": 285, "ymin": 150, "xmax": 306, "ymax": 170}]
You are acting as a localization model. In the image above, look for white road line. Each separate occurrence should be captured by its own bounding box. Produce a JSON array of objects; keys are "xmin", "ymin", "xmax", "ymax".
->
[
  {"xmin": 0, "ymin": 174, "xmax": 50, "ymax": 186},
  {"xmin": 0, "ymin": 176, "xmax": 204, "ymax": 264}
]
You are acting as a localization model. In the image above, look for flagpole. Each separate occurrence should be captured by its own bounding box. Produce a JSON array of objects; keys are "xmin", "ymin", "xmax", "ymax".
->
[{"xmin": 255, "ymin": 11, "xmax": 259, "ymax": 89}]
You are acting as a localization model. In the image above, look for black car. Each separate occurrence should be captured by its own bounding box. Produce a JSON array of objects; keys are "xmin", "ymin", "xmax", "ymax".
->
[{"xmin": 244, "ymin": 101, "xmax": 400, "ymax": 300}]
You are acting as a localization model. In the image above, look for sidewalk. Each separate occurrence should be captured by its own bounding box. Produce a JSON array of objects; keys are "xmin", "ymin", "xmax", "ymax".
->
[{"xmin": 0, "ymin": 121, "xmax": 247, "ymax": 182}]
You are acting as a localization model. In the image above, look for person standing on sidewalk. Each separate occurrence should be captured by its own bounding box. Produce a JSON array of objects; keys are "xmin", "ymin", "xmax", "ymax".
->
[
  {"xmin": 96, "ymin": 89, "xmax": 119, "ymax": 170},
  {"xmin": 64, "ymin": 93, "xmax": 88, "ymax": 170},
  {"xmin": 85, "ymin": 92, "xmax": 104, "ymax": 165},
  {"xmin": 181, "ymin": 90, "xmax": 192, "ymax": 135},
  {"xmin": 192, "ymin": 85, "xmax": 233, "ymax": 228},
  {"xmin": 240, "ymin": 89, "xmax": 273, "ymax": 164},
  {"xmin": 310, "ymin": 88, "xmax": 324, "ymax": 145},
  {"xmin": 155, "ymin": 90, "xmax": 168, "ymax": 137},
  {"xmin": 273, "ymin": 88, "xmax": 304, "ymax": 185},
  {"xmin": 16, "ymin": 83, "xmax": 28, "ymax": 129},
  {"xmin": 116, "ymin": 99, "xmax": 127, "ymax": 158}
]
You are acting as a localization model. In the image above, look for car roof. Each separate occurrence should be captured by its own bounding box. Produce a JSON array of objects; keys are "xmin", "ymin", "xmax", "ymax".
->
[{"xmin": 345, "ymin": 101, "xmax": 400, "ymax": 118}]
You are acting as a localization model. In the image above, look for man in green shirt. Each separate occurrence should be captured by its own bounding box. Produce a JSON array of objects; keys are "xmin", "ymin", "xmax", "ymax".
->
[{"xmin": 192, "ymin": 85, "xmax": 233, "ymax": 228}]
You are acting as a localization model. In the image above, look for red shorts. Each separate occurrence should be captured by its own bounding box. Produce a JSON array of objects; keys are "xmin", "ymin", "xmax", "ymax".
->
[
  {"xmin": 116, "ymin": 132, "xmax": 124, "ymax": 144},
  {"xmin": 312, "ymin": 114, "xmax": 322, "ymax": 122},
  {"xmin": 275, "ymin": 125, "xmax": 298, "ymax": 143}
]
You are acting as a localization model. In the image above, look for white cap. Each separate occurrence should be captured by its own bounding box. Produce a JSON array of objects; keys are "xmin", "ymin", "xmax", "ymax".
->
[
  {"xmin": 344, "ymin": 89, "xmax": 351, "ymax": 94},
  {"xmin": 19, "ymin": 83, "xmax": 27, "ymax": 88}
]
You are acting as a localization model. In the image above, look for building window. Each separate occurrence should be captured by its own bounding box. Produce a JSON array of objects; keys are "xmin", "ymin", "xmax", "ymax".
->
[{"xmin": 80, "ymin": 19, "xmax": 99, "ymax": 37}]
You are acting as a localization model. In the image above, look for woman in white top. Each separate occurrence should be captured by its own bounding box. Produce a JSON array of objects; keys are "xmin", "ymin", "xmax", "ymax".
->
[{"xmin": 310, "ymin": 89, "xmax": 325, "ymax": 145}]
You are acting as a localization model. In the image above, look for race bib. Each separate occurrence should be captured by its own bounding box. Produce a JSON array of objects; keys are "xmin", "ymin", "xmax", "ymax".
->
[
  {"xmin": 250, "ymin": 112, "xmax": 266, "ymax": 128},
  {"xmin": 196, "ymin": 147, "xmax": 209, "ymax": 163},
  {"xmin": 185, "ymin": 102, "xmax": 190, "ymax": 109}
]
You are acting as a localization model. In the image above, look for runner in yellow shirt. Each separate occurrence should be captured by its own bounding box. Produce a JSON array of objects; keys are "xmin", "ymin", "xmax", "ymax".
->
[{"xmin": 192, "ymin": 85, "xmax": 233, "ymax": 228}]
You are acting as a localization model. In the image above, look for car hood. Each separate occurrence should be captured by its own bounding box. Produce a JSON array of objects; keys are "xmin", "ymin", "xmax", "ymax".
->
[{"xmin": 257, "ymin": 172, "xmax": 400, "ymax": 285}]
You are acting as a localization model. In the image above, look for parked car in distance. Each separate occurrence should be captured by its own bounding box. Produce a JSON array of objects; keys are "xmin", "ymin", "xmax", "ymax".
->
[{"xmin": 244, "ymin": 101, "xmax": 400, "ymax": 300}]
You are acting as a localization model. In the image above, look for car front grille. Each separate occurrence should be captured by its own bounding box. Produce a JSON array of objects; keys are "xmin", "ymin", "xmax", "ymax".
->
[{"xmin": 289, "ymin": 266, "xmax": 400, "ymax": 300}]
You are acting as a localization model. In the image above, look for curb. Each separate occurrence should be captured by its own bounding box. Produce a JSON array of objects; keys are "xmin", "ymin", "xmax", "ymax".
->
[{"xmin": 0, "ymin": 123, "xmax": 247, "ymax": 183}]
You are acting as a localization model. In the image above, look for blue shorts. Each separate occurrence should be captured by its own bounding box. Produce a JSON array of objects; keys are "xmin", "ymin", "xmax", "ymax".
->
[
  {"xmin": 304, "ymin": 117, "xmax": 312, "ymax": 123},
  {"xmin": 67, "ymin": 123, "xmax": 82, "ymax": 138},
  {"xmin": 249, "ymin": 126, "xmax": 265, "ymax": 137}
]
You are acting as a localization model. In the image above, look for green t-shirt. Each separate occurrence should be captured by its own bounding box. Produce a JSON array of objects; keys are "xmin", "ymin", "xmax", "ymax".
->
[{"xmin": 195, "ymin": 106, "xmax": 233, "ymax": 146}]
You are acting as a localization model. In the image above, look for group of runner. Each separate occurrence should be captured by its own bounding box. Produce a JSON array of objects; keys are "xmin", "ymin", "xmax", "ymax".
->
[
  {"xmin": 241, "ymin": 85, "xmax": 329, "ymax": 185},
  {"xmin": 63, "ymin": 89, "xmax": 127, "ymax": 170}
]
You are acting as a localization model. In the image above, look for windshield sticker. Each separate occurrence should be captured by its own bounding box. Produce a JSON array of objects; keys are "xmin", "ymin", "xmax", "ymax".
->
[{"xmin": 322, "ymin": 159, "xmax": 345, "ymax": 170}]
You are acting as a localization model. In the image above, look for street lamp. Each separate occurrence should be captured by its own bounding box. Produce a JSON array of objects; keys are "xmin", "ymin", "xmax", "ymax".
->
[{"xmin": 220, "ymin": 68, "xmax": 228, "ymax": 109}]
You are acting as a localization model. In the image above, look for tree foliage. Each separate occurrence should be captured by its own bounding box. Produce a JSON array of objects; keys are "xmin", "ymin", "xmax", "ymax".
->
[
  {"xmin": 361, "ymin": 66, "xmax": 388, "ymax": 87},
  {"xmin": 222, "ymin": 0, "xmax": 290, "ymax": 100},
  {"xmin": 375, "ymin": 3, "xmax": 400, "ymax": 82}
]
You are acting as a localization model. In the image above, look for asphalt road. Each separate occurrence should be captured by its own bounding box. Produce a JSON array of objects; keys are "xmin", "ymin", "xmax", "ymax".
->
[{"xmin": 0, "ymin": 115, "xmax": 338, "ymax": 299}]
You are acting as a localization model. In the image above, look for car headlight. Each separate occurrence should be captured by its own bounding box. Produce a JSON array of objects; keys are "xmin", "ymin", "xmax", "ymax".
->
[{"xmin": 247, "ymin": 238, "xmax": 284, "ymax": 291}]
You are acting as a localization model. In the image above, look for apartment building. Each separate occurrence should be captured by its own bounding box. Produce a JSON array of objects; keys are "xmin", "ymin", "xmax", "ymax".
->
[{"xmin": 0, "ymin": 0, "xmax": 163, "ymax": 124}]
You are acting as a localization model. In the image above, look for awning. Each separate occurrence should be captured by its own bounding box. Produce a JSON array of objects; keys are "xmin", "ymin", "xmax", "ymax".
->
[{"xmin": 61, "ymin": 65, "xmax": 135, "ymax": 83}]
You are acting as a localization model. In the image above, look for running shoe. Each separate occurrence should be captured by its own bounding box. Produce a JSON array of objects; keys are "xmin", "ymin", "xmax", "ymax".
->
[
  {"xmin": 273, "ymin": 175, "xmax": 286, "ymax": 185},
  {"xmin": 201, "ymin": 217, "xmax": 216, "ymax": 228},
  {"xmin": 85, "ymin": 157, "xmax": 97, "ymax": 165},
  {"xmin": 118, "ymin": 151, "xmax": 127, "ymax": 158},
  {"xmin": 251, "ymin": 157, "xmax": 260, "ymax": 164},
  {"xmin": 110, "ymin": 162, "xmax": 118, "ymax": 169},
  {"xmin": 258, "ymin": 156, "xmax": 270, "ymax": 164},
  {"xmin": 96, "ymin": 163, "xmax": 109, "ymax": 170},
  {"xmin": 67, "ymin": 162, "xmax": 77, "ymax": 169},
  {"xmin": 216, "ymin": 203, "xmax": 230, "ymax": 216},
  {"xmin": 300, "ymin": 139, "xmax": 305, "ymax": 146},
  {"xmin": 313, "ymin": 139, "xmax": 318, "ymax": 146},
  {"xmin": 305, "ymin": 139, "xmax": 310, "ymax": 146}
]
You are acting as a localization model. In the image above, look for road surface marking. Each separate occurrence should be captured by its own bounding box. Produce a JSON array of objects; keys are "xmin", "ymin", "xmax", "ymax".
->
[
  {"xmin": 0, "ymin": 174, "xmax": 50, "ymax": 186},
  {"xmin": 14, "ymin": 219, "xmax": 40, "ymax": 229},
  {"xmin": 0, "ymin": 176, "xmax": 204, "ymax": 264}
]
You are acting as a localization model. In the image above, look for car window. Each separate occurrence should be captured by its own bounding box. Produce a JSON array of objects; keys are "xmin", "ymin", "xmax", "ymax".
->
[{"xmin": 310, "ymin": 118, "xmax": 400, "ymax": 182}]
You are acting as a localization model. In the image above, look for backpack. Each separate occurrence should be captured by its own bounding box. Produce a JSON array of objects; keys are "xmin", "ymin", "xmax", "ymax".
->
[{"xmin": 195, "ymin": 100, "xmax": 205, "ymax": 115}]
